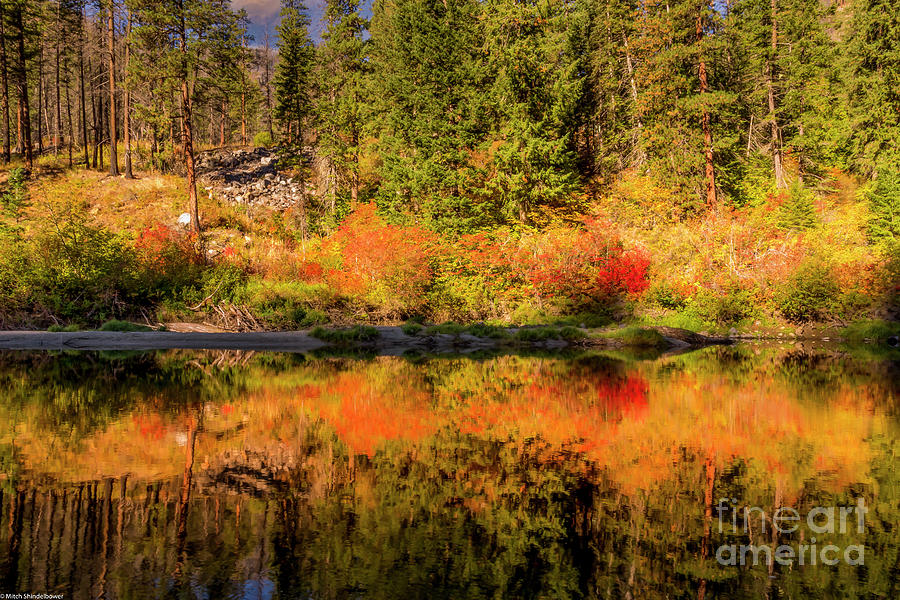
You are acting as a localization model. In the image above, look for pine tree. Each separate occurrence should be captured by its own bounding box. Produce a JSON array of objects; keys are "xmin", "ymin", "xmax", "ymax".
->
[
  {"xmin": 315, "ymin": 0, "xmax": 368, "ymax": 213},
  {"xmin": 582, "ymin": 0, "xmax": 644, "ymax": 175},
  {"xmin": 480, "ymin": 0, "xmax": 583, "ymax": 227},
  {"xmin": 629, "ymin": 0, "xmax": 736, "ymax": 213},
  {"xmin": 273, "ymin": 0, "xmax": 314, "ymax": 146},
  {"xmin": 731, "ymin": 0, "xmax": 842, "ymax": 185},
  {"xmin": 845, "ymin": 0, "xmax": 900, "ymax": 174},
  {"xmin": 369, "ymin": 0, "xmax": 487, "ymax": 232},
  {"xmin": 129, "ymin": 0, "xmax": 246, "ymax": 233},
  {"xmin": 867, "ymin": 168, "xmax": 900, "ymax": 243}
]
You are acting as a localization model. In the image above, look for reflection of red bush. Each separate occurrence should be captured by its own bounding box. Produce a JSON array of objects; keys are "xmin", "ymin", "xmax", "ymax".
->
[
  {"xmin": 132, "ymin": 414, "xmax": 167, "ymax": 440},
  {"xmin": 304, "ymin": 367, "xmax": 649, "ymax": 459}
]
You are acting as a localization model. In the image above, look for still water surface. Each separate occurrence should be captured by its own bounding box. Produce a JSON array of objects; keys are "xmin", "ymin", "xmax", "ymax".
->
[{"xmin": 0, "ymin": 344, "xmax": 897, "ymax": 599}]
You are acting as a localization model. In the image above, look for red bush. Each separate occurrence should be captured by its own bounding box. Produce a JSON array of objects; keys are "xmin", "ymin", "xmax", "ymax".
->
[
  {"xmin": 135, "ymin": 224, "xmax": 200, "ymax": 269},
  {"xmin": 526, "ymin": 220, "xmax": 649, "ymax": 308},
  {"xmin": 325, "ymin": 204, "xmax": 436, "ymax": 315}
]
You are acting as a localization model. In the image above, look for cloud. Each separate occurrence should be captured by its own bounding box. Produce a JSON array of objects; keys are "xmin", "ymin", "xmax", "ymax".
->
[
  {"xmin": 231, "ymin": 0, "xmax": 281, "ymax": 25},
  {"xmin": 231, "ymin": 0, "xmax": 327, "ymax": 26}
]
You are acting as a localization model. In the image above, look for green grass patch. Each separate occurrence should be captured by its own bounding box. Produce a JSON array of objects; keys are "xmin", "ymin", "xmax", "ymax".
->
[
  {"xmin": 401, "ymin": 322, "xmax": 424, "ymax": 336},
  {"xmin": 98, "ymin": 320, "xmax": 153, "ymax": 332},
  {"xmin": 310, "ymin": 325, "xmax": 380, "ymax": 343},
  {"xmin": 842, "ymin": 320, "xmax": 900, "ymax": 344},
  {"xmin": 514, "ymin": 326, "xmax": 586, "ymax": 342},
  {"xmin": 600, "ymin": 326, "xmax": 668, "ymax": 348},
  {"xmin": 424, "ymin": 322, "xmax": 467, "ymax": 335},
  {"xmin": 47, "ymin": 324, "xmax": 81, "ymax": 332},
  {"xmin": 465, "ymin": 323, "xmax": 510, "ymax": 339}
]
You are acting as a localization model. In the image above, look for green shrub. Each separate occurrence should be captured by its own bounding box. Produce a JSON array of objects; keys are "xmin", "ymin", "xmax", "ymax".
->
[
  {"xmin": 253, "ymin": 131, "xmax": 275, "ymax": 148},
  {"xmin": 27, "ymin": 220, "xmax": 140, "ymax": 321},
  {"xmin": 47, "ymin": 324, "xmax": 81, "ymax": 332},
  {"xmin": 691, "ymin": 287, "xmax": 757, "ymax": 325},
  {"xmin": 776, "ymin": 261, "xmax": 840, "ymax": 322},
  {"xmin": 646, "ymin": 282, "xmax": 688, "ymax": 310},
  {"xmin": 557, "ymin": 326, "xmax": 586, "ymax": 340},
  {"xmin": 0, "ymin": 167, "xmax": 29, "ymax": 232},
  {"xmin": 866, "ymin": 169, "xmax": 900, "ymax": 244},
  {"xmin": 299, "ymin": 309, "xmax": 329, "ymax": 327},
  {"xmin": 310, "ymin": 325, "xmax": 379, "ymax": 343},
  {"xmin": 401, "ymin": 322, "xmax": 424, "ymax": 336},
  {"xmin": 465, "ymin": 323, "xmax": 510, "ymax": 339},
  {"xmin": 239, "ymin": 279, "xmax": 330, "ymax": 329},
  {"xmin": 777, "ymin": 181, "xmax": 818, "ymax": 231},
  {"xmin": 515, "ymin": 328, "xmax": 559, "ymax": 342},
  {"xmin": 842, "ymin": 320, "xmax": 900, "ymax": 344},
  {"xmin": 98, "ymin": 320, "xmax": 152, "ymax": 332}
]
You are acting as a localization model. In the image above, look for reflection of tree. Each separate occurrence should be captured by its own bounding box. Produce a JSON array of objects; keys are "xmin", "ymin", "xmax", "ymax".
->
[{"xmin": 0, "ymin": 346, "xmax": 897, "ymax": 597}]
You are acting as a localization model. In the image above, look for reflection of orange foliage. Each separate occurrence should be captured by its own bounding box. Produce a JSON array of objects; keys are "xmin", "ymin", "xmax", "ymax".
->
[
  {"xmin": 306, "ymin": 371, "xmax": 435, "ymax": 457},
  {"xmin": 6, "ymin": 353, "xmax": 891, "ymax": 504},
  {"xmin": 132, "ymin": 413, "xmax": 168, "ymax": 440}
]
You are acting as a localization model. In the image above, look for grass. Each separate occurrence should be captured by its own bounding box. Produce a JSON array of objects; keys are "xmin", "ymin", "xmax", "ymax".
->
[
  {"xmin": 47, "ymin": 324, "xmax": 81, "ymax": 332},
  {"xmin": 841, "ymin": 319, "xmax": 900, "ymax": 344},
  {"xmin": 514, "ymin": 326, "xmax": 586, "ymax": 342},
  {"xmin": 98, "ymin": 320, "xmax": 153, "ymax": 332},
  {"xmin": 401, "ymin": 322, "xmax": 424, "ymax": 336},
  {"xmin": 419, "ymin": 322, "xmax": 511, "ymax": 338},
  {"xmin": 598, "ymin": 326, "xmax": 668, "ymax": 348},
  {"xmin": 310, "ymin": 325, "xmax": 380, "ymax": 343},
  {"xmin": 424, "ymin": 322, "xmax": 467, "ymax": 335}
]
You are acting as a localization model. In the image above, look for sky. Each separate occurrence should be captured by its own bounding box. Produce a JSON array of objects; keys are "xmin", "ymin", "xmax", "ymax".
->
[{"xmin": 231, "ymin": 0, "xmax": 328, "ymax": 45}]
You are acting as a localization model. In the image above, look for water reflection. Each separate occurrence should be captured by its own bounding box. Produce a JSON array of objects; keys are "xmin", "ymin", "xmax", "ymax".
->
[{"xmin": 0, "ymin": 345, "xmax": 897, "ymax": 599}]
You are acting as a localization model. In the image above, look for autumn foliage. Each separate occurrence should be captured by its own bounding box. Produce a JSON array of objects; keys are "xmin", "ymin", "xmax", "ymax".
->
[{"xmin": 303, "ymin": 204, "xmax": 650, "ymax": 320}]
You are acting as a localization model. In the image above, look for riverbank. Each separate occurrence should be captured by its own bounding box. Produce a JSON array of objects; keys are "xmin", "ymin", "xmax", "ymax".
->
[{"xmin": 0, "ymin": 325, "xmax": 734, "ymax": 354}]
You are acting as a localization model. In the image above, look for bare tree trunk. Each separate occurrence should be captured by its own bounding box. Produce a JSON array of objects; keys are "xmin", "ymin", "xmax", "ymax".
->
[
  {"xmin": 12, "ymin": 3, "xmax": 31, "ymax": 170},
  {"xmin": 697, "ymin": 6, "xmax": 716, "ymax": 207},
  {"xmin": 179, "ymin": 15, "xmax": 200, "ymax": 235},
  {"xmin": 89, "ymin": 54, "xmax": 98, "ymax": 169},
  {"xmin": 79, "ymin": 8, "xmax": 89, "ymax": 168},
  {"xmin": 240, "ymin": 89, "xmax": 246, "ymax": 146},
  {"xmin": 37, "ymin": 44, "xmax": 45, "ymax": 156},
  {"xmin": 54, "ymin": 0, "xmax": 62, "ymax": 155},
  {"xmin": 123, "ymin": 8, "xmax": 133, "ymax": 178},
  {"xmin": 351, "ymin": 127, "xmax": 359, "ymax": 208},
  {"xmin": 219, "ymin": 98, "xmax": 226, "ymax": 146},
  {"xmin": 65, "ymin": 70, "xmax": 73, "ymax": 167},
  {"xmin": 0, "ymin": 0, "xmax": 10, "ymax": 163},
  {"xmin": 767, "ymin": 0, "xmax": 785, "ymax": 189},
  {"xmin": 263, "ymin": 28, "xmax": 273, "ymax": 138},
  {"xmin": 107, "ymin": 1, "xmax": 118, "ymax": 176}
]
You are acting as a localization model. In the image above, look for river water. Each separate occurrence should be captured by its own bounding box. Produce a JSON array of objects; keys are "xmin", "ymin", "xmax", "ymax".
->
[{"xmin": 0, "ymin": 344, "xmax": 897, "ymax": 599}]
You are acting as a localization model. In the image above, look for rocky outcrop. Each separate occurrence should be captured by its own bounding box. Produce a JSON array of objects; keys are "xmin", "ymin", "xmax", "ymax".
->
[{"xmin": 196, "ymin": 147, "xmax": 314, "ymax": 210}]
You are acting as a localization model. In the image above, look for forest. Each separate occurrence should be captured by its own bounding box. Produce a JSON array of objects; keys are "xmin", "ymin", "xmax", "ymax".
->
[{"xmin": 0, "ymin": 0, "xmax": 897, "ymax": 334}]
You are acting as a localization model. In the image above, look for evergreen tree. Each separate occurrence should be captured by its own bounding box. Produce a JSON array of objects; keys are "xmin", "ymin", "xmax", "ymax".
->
[
  {"xmin": 315, "ymin": 0, "xmax": 368, "ymax": 212},
  {"xmin": 369, "ymin": 0, "xmax": 488, "ymax": 233},
  {"xmin": 129, "ymin": 0, "xmax": 246, "ymax": 233},
  {"xmin": 582, "ymin": 0, "xmax": 644, "ymax": 176},
  {"xmin": 630, "ymin": 0, "xmax": 736, "ymax": 213},
  {"xmin": 273, "ymin": 0, "xmax": 314, "ymax": 146},
  {"xmin": 731, "ymin": 0, "xmax": 843, "ymax": 185},
  {"xmin": 480, "ymin": 0, "xmax": 583, "ymax": 227},
  {"xmin": 777, "ymin": 180, "xmax": 818, "ymax": 230},
  {"xmin": 867, "ymin": 168, "xmax": 900, "ymax": 243},
  {"xmin": 845, "ymin": 0, "xmax": 900, "ymax": 174}
]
